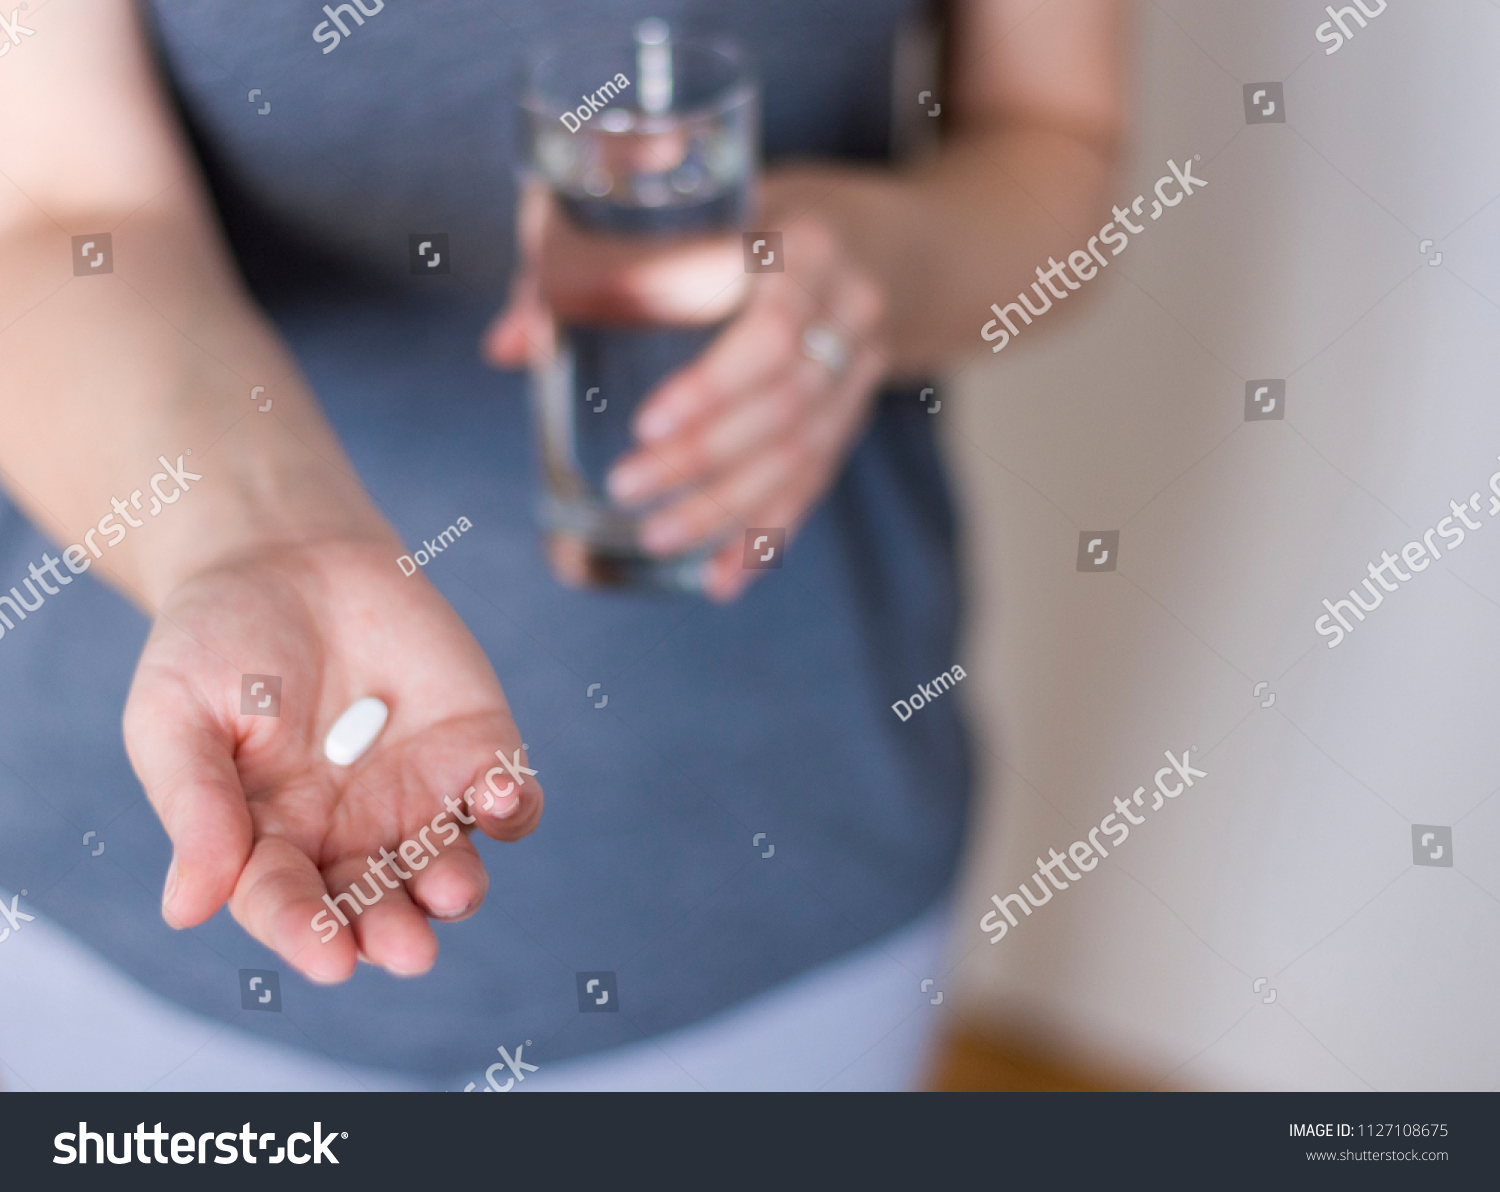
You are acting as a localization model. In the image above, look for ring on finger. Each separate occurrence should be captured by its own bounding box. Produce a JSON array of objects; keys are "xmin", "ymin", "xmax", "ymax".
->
[{"xmin": 801, "ymin": 322, "xmax": 851, "ymax": 377}]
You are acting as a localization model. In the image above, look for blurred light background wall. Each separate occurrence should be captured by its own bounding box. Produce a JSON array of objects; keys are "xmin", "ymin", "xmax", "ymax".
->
[{"xmin": 935, "ymin": 0, "xmax": 1500, "ymax": 1090}]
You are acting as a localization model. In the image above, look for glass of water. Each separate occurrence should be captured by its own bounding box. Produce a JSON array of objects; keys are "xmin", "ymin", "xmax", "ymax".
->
[{"xmin": 520, "ymin": 20, "xmax": 758, "ymax": 592}]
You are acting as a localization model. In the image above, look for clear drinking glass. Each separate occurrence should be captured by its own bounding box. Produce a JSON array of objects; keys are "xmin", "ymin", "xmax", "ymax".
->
[{"xmin": 520, "ymin": 21, "xmax": 758, "ymax": 592}]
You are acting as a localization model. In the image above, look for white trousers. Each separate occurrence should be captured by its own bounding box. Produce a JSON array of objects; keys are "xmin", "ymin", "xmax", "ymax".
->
[{"xmin": 0, "ymin": 894, "xmax": 951, "ymax": 1092}]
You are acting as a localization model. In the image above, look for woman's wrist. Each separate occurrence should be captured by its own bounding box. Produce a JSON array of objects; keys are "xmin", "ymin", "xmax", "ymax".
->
[
  {"xmin": 763, "ymin": 126, "xmax": 1120, "ymax": 373},
  {"xmin": 761, "ymin": 166, "xmax": 919, "ymax": 369},
  {"xmin": 80, "ymin": 371, "xmax": 400, "ymax": 611},
  {"xmin": 130, "ymin": 456, "xmax": 397, "ymax": 610}
]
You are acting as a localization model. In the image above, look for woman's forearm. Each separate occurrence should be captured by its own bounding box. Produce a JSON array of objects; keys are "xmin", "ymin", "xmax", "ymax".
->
[
  {"xmin": 0, "ymin": 207, "xmax": 392, "ymax": 612},
  {"xmin": 0, "ymin": 0, "xmax": 393, "ymax": 614}
]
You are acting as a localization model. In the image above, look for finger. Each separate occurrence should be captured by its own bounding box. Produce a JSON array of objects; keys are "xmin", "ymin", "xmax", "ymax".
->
[
  {"xmin": 482, "ymin": 180, "xmax": 553, "ymax": 368},
  {"xmin": 319, "ymin": 852, "xmax": 439, "ymax": 978},
  {"xmin": 473, "ymin": 768, "xmax": 544, "ymax": 842},
  {"xmin": 700, "ymin": 446, "xmax": 829, "ymax": 602},
  {"xmin": 403, "ymin": 828, "xmax": 489, "ymax": 923},
  {"xmin": 700, "ymin": 350, "xmax": 888, "ymax": 599},
  {"xmin": 705, "ymin": 538, "xmax": 758, "ymax": 603},
  {"xmin": 223, "ymin": 834, "xmax": 354, "ymax": 982},
  {"xmin": 617, "ymin": 255, "xmax": 883, "ymax": 503},
  {"xmin": 538, "ymin": 217, "xmax": 745, "ymax": 325},
  {"xmin": 628, "ymin": 273, "xmax": 826, "ymax": 446},
  {"xmin": 455, "ymin": 743, "xmax": 545, "ymax": 843},
  {"xmin": 515, "ymin": 177, "xmax": 551, "ymax": 261},
  {"xmin": 638, "ymin": 431, "xmax": 805, "ymax": 558},
  {"xmin": 639, "ymin": 335, "xmax": 884, "ymax": 558},
  {"xmin": 482, "ymin": 270, "xmax": 544, "ymax": 368},
  {"xmin": 123, "ymin": 673, "xmax": 253, "ymax": 931},
  {"xmin": 699, "ymin": 452, "xmax": 823, "ymax": 604},
  {"xmin": 608, "ymin": 366, "xmax": 815, "ymax": 506},
  {"xmin": 628, "ymin": 220, "xmax": 846, "ymax": 443},
  {"xmin": 392, "ymin": 713, "xmax": 542, "ymax": 840}
]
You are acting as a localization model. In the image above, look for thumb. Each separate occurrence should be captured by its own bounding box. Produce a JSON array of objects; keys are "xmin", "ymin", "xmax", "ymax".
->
[
  {"xmin": 124, "ymin": 684, "xmax": 253, "ymax": 930},
  {"xmin": 482, "ymin": 270, "xmax": 545, "ymax": 369}
]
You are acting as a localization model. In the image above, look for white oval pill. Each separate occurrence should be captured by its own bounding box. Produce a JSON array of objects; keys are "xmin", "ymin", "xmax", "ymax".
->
[{"xmin": 323, "ymin": 697, "xmax": 389, "ymax": 767}]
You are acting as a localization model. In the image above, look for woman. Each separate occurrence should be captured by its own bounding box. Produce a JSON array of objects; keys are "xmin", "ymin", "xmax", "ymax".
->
[{"xmin": 0, "ymin": 0, "xmax": 1127, "ymax": 1090}]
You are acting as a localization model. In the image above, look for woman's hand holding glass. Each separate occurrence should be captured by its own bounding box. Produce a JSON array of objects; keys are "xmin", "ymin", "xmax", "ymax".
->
[{"xmin": 485, "ymin": 181, "xmax": 893, "ymax": 601}]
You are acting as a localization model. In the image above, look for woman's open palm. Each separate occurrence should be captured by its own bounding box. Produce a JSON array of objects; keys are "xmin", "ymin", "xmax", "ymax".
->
[{"xmin": 122, "ymin": 536, "xmax": 542, "ymax": 984}]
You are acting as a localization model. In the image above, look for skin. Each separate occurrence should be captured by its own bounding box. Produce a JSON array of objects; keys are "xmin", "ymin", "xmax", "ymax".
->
[{"xmin": 0, "ymin": 0, "xmax": 1129, "ymax": 981}]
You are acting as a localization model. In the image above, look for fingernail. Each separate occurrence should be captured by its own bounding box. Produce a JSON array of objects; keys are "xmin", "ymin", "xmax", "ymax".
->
[
  {"xmin": 641, "ymin": 518, "xmax": 685, "ymax": 555},
  {"xmin": 489, "ymin": 792, "xmax": 522, "ymax": 820},
  {"xmin": 161, "ymin": 857, "xmax": 181, "ymax": 927},
  {"xmin": 431, "ymin": 896, "xmax": 482, "ymax": 921},
  {"xmin": 637, "ymin": 405, "xmax": 677, "ymax": 441},
  {"xmin": 607, "ymin": 465, "xmax": 646, "ymax": 502}
]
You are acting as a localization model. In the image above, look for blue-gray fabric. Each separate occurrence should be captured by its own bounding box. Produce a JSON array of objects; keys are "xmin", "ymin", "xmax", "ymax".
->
[{"xmin": 0, "ymin": 0, "xmax": 969, "ymax": 1077}]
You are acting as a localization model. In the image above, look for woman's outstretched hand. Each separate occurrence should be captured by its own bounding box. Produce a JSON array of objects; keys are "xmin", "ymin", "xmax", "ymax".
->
[{"xmin": 123, "ymin": 535, "xmax": 542, "ymax": 984}]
